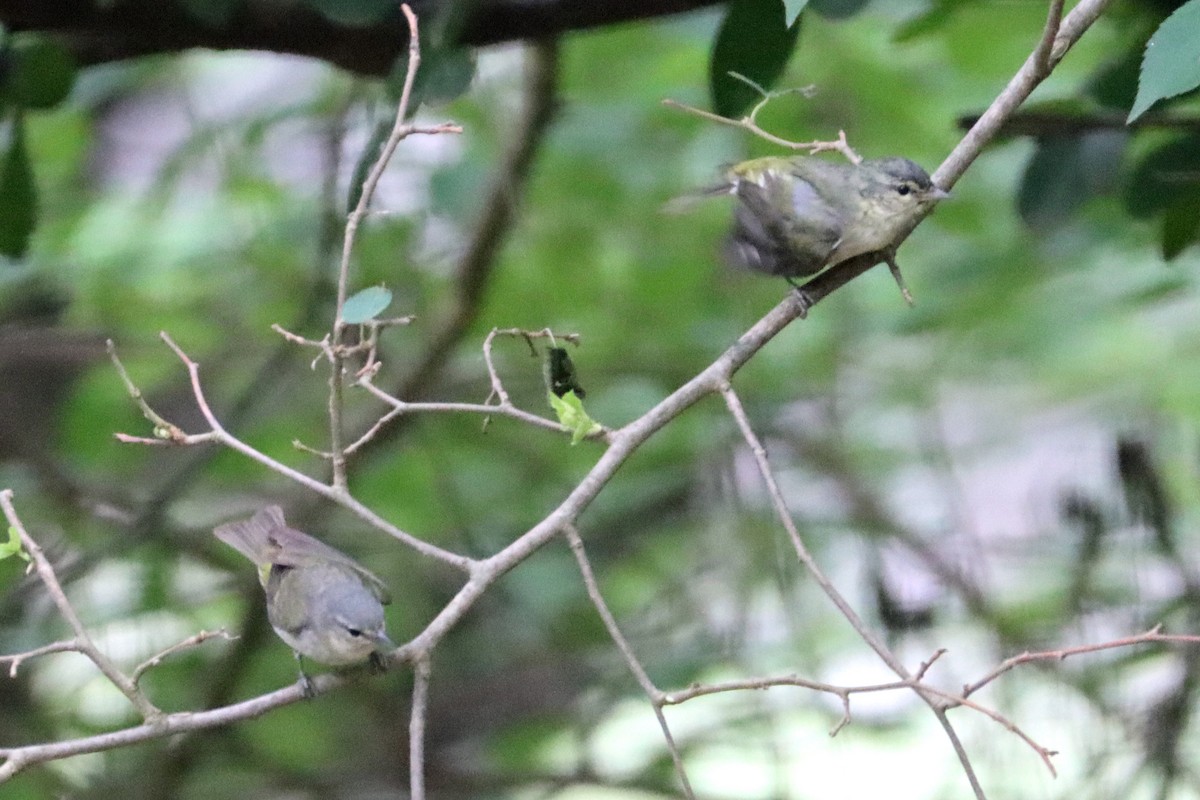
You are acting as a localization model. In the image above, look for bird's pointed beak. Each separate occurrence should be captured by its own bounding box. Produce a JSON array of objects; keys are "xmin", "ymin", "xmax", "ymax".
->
[{"xmin": 929, "ymin": 186, "xmax": 951, "ymax": 201}]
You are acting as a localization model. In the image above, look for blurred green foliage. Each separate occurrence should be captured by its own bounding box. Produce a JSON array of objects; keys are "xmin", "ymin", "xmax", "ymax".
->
[{"xmin": 2, "ymin": 1, "xmax": 1200, "ymax": 798}]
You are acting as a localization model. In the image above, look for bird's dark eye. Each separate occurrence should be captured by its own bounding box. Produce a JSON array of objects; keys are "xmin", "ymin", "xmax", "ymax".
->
[
  {"xmin": 896, "ymin": 184, "xmax": 912, "ymax": 196},
  {"xmin": 346, "ymin": 628, "xmax": 362, "ymax": 637}
]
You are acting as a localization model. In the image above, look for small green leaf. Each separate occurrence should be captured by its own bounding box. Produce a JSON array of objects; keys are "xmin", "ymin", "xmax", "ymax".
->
[
  {"xmin": 782, "ymin": 0, "xmax": 810, "ymax": 27},
  {"xmin": 548, "ymin": 391, "xmax": 601, "ymax": 445},
  {"xmin": 2, "ymin": 35, "xmax": 76, "ymax": 110},
  {"xmin": 0, "ymin": 116, "xmax": 37, "ymax": 259},
  {"xmin": 1, "ymin": 526, "xmax": 29, "ymax": 562},
  {"xmin": 342, "ymin": 286, "xmax": 392, "ymax": 324},
  {"xmin": 709, "ymin": 0, "xmax": 802, "ymax": 119},
  {"xmin": 1128, "ymin": 0, "xmax": 1200, "ymax": 122}
]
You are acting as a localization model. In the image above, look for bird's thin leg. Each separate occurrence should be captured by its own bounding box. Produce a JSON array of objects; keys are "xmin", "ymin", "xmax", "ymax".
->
[
  {"xmin": 294, "ymin": 651, "xmax": 316, "ymax": 698},
  {"xmin": 884, "ymin": 251, "xmax": 915, "ymax": 306}
]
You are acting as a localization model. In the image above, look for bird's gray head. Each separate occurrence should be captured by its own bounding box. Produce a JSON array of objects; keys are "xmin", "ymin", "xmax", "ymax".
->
[
  {"xmin": 309, "ymin": 573, "xmax": 391, "ymax": 663},
  {"xmin": 860, "ymin": 157, "xmax": 948, "ymax": 213}
]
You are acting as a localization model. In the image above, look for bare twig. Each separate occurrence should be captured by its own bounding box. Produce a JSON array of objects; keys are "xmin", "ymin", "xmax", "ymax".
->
[
  {"xmin": 335, "ymin": 5, "xmax": 461, "ymax": 330},
  {"xmin": 357, "ymin": 316, "xmax": 417, "ymax": 375},
  {"xmin": 651, "ymin": 653, "xmax": 1048, "ymax": 766},
  {"xmin": 962, "ymin": 626, "xmax": 1200, "ymax": 698},
  {"xmin": 483, "ymin": 327, "xmax": 580, "ymax": 404},
  {"xmin": 921, "ymin": 685, "xmax": 1058, "ymax": 774},
  {"xmin": 350, "ymin": 39, "xmax": 561, "ymax": 464},
  {"xmin": 718, "ymin": 385, "xmax": 988, "ymax": 798},
  {"xmin": 0, "ymin": 491, "xmax": 162, "ymax": 721},
  {"xmin": 662, "ymin": 668, "xmax": 1056, "ymax": 773},
  {"xmin": 726, "ymin": 72, "xmax": 819, "ymax": 133},
  {"xmin": 353, "ymin": 380, "xmax": 581, "ymax": 446},
  {"xmin": 410, "ymin": 656, "xmax": 432, "ymax": 800},
  {"xmin": 326, "ymin": 4, "xmax": 461, "ymax": 489},
  {"xmin": 343, "ymin": 326, "xmax": 603, "ymax": 451},
  {"xmin": 0, "ymin": 676, "xmax": 336, "ymax": 781},
  {"xmin": 0, "ymin": 640, "xmax": 77, "ymax": 678},
  {"xmin": 113, "ymin": 432, "xmax": 218, "ymax": 446},
  {"xmin": 272, "ymin": 324, "xmax": 330, "ymax": 352},
  {"xmin": 565, "ymin": 525, "xmax": 696, "ymax": 799},
  {"xmin": 131, "ymin": 629, "xmax": 237, "ymax": 686},
  {"xmin": 661, "ymin": 98, "xmax": 860, "ymax": 162},
  {"xmin": 114, "ymin": 332, "xmax": 472, "ymax": 571},
  {"xmin": 935, "ymin": 0, "xmax": 1100, "ymax": 190},
  {"xmin": 108, "ymin": 340, "xmax": 193, "ymax": 444}
]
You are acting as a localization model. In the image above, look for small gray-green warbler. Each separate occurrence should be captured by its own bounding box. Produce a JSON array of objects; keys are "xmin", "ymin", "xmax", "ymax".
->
[
  {"xmin": 214, "ymin": 506, "xmax": 393, "ymax": 694},
  {"xmin": 718, "ymin": 155, "xmax": 947, "ymax": 298}
]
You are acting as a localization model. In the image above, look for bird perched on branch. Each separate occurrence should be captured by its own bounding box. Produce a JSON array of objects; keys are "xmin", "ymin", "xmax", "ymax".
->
[
  {"xmin": 214, "ymin": 505, "xmax": 393, "ymax": 695},
  {"xmin": 715, "ymin": 155, "xmax": 948, "ymax": 302}
]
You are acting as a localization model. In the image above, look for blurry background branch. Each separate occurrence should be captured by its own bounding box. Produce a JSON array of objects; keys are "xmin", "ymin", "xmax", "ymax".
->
[{"xmin": 0, "ymin": 0, "xmax": 718, "ymax": 76}]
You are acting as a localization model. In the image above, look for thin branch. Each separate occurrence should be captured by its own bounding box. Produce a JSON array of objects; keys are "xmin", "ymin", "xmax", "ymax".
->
[
  {"xmin": 718, "ymin": 385, "xmax": 988, "ymax": 799},
  {"xmin": 113, "ymin": 432, "xmax": 218, "ymax": 446},
  {"xmin": 565, "ymin": 524, "xmax": 696, "ymax": 799},
  {"xmin": 661, "ymin": 98, "xmax": 860, "ymax": 162},
  {"xmin": 326, "ymin": 3, "xmax": 461, "ymax": 490},
  {"xmin": 342, "ymin": 326, "xmax": 603, "ymax": 452},
  {"xmin": 409, "ymin": 655, "xmax": 432, "ymax": 800},
  {"xmin": 663, "ymin": 673, "xmax": 908, "ymax": 706},
  {"xmin": 0, "ymin": 676, "xmax": 335, "ymax": 781},
  {"xmin": 667, "ymin": 667, "xmax": 1062, "ymax": 773},
  {"xmin": 131, "ymin": 629, "xmax": 236, "ymax": 686},
  {"xmin": 718, "ymin": 389, "xmax": 906, "ymax": 679},
  {"xmin": 962, "ymin": 626, "xmax": 1200, "ymax": 698},
  {"xmin": 114, "ymin": 331, "xmax": 473, "ymax": 572},
  {"xmin": 327, "ymin": 355, "xmax": 349, "ymax": 490},
  {"xmin": 483, "ymin": 327, "xmax": 582, "ymax": 404},
  {"xmin": 920, "ymin": 685, "xmax": 1058, "ymax": 775},
  {"xmin": 1031, "ymin": 0, "xmax": 1065, "ymax": 73},
  {"xmin": 107, "ymin": 339, "xmax": 193, "ymax": 444},
  {"xmin": 272, "ymin": 324, "xmax": 330, "ymax": 352},
  {"xmin": 353, "ymin": 380, "xmax": 580, "ymax": 446},
  {"xmin": 0, "ymin": 640, "xmax": 77, "ymax": 678},
  {"xmin": 334, "ymin": 4, "xmax": 460, "ymax": 330},
  {"xmin": 657, "ymin": 652, "xmax": 1057, "ymax": 773},
  {"xmin": 935, "ymin": 0, "xmax": 1106, "ymax": 190},
  {"xmin": 121, "ymin": 95, "xmax": 362, "ymax": 536},
  {"xmin": 0, "ymin": 491, "xmax": 162, "ymax": 721},
  {"xmin": 350, "ymin": 39, "xmax": 562, "ymax": 464}
]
